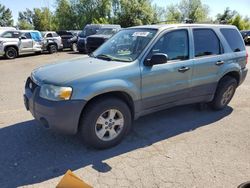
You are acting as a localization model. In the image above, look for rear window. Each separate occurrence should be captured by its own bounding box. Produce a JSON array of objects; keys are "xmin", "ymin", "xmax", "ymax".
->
[
  {"xmin": 193, "ymin": 29, "xmax": 221, "ymax": 57},
  {"xmin": 220, "ymin": 28, "xmax": 245, "ymax": 52}
]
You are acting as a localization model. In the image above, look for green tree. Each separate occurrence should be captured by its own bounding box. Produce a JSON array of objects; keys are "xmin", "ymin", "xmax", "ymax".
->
[
  {"xmin": 0, "ymin": 4, "xmax": 13, "ymax": 26},
  {"xmin": 166, "ymin": 0, "xmax": 209, "ymax": 23},
  {"xmin": 33, "ymin": 7, "xmax": 55, "ymax": 31},
  {"xmin": 115, "ymin": 0, "xmax": 155, "ymax": 27},
  {"xmin": 216, "ymin": 8, "xmax": 250, "ymax": 30},
  {"xmin": 55, "ymin": 0, "xmax": 75, "ymax": 30},
  {"xmin": 179, "ymin": 0, "xmax": 209, "ymax": 22},
  {"xmin": 166, "ymin": 4, "xmax": 182, "ymax": 23},
  {"xmin": 71, "ymin": 0, "xmax": 112, "ymax": 29},
  {"xmin": 17, "ymin": 9, "xmax": 34, "ymax": 29},
  {"xmin": 215, "ymin": 7, "xmax": 237, "ymax": 24},
  {"xmin": 152, "ymin": 4, "xmax": 166, "ymax": 23}
]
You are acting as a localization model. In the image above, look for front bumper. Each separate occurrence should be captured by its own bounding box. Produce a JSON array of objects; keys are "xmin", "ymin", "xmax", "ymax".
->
[
  {"xmin": 24, "ymin": 78, "xmax": 86, "ymax": 134},
  {"xmin": 77, "ymin": 40, "xmax": 86, "ymax": 52}
]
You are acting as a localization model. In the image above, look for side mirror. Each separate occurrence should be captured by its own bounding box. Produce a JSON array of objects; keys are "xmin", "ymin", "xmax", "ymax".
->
[
  {"xmin": 19, "ymin": 36, "xmax": 27, "ymax": 40},
  {"xmin": 144, "ymin": 53, "xmax": 168, "ymax": 66}
]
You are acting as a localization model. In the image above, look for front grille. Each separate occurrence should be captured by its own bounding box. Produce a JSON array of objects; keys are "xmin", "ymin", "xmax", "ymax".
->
[
  {"xmin": 87, "ymin": 37, "xmax": 105, "ymax": 46},
  {"xmin": 26, "ymin": 77, "xmax": 39, "ymax": 92}
]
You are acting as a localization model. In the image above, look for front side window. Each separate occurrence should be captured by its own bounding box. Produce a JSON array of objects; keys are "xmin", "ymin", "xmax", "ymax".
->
[
  {"xmin": 93, "ymin": 29, "xmax": 157, "ymax": 62},
  {"xmin": 147, "ymin": 30, "xmax": 189, "ymax": 61},
  {"xmin": 193, "ymin": 29, "xmax": 221, "ymax": 57},
  {"xmin": 24, "ymin": 32, "xmax": 32, "ymax": 39},
  {"xmin": 46, "ymin": 33, "xmax": 53, "ymax": 37}
]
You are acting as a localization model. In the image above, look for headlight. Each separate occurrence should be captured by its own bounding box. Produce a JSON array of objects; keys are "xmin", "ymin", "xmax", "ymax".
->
[{"xmin": 39, "ymin": 84, "xmax": 72, "ymax": 101}]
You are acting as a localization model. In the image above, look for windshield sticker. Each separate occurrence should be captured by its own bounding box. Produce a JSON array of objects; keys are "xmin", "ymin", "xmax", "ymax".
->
[{"xmin": 132, "ymin": 32, "xmax": 150, "ymax": 37}]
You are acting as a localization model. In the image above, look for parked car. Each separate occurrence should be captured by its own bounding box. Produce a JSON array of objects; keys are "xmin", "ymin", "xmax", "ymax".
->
[
  {"xmin": 77, "ymin": 24, "xmax": 120, "ymax": 53},
  {"xmin": 41, "ymin": 31, "xmax": 63, "ymax": 52},
  {"xmin": 86, "ymin": 26, "xmax": 121, "ymax": 53},
  {"xmin": 24, "ymin": 24, "xmax": 248, "ymax": 149},
  {"xmin": 56, "ymin": 30, "xmax": 81, "ymax": 51},
  {"xmin": 0, "ymin": 30, "xmax": 43, "ymax": 59},
  {"xmin": 0, "ymin": 27, "xmax": 16, "ymax": 33},
  {"xmin": 240, "ymin": 30, "xmax": 250, "ymax": 44}
]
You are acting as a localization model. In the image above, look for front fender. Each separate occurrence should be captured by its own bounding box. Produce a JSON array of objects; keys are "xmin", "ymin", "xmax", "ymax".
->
[{"xmin": 73, "ymin": 79, "xmax": 140, "ymax": 101}]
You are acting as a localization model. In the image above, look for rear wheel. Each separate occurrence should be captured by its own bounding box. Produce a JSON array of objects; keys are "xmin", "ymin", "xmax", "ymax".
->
[
  {"xmin": 5, "ymin": 47, "xmax": 18, "ymax": 59},
  {"xmin": 211, "ymin": 76, "xmax": 237, "ymax": 110},
  {"xmin": 48, "ymin": 44, "xmax": 57, "ymax": 54},
  {"xmin": 79, "ymin": 97, "xmax": 132, "ymax": 149}
]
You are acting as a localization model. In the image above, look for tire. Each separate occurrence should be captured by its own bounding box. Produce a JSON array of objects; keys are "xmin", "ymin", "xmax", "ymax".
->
[
  {"xmin": 79, "ymin": 97, "xmax": 132, "ymax": 149},
  {"xmin": 48, "ymin": 44, "xmax": 57, "ymax": 54},
  {"xmin": 35, "ymin": 51, "xmax": 42, "ymax": 55},
  {"xmin": 211, "ymin": 76, "xmax": 237, "ymax": 110},
  {"xmin": 71, "ymin": 43, "xmax": 77, "ymax": 52},
  {"xmin": 5, "ymin": 47, "xmax": 18, "ymax": 59}
]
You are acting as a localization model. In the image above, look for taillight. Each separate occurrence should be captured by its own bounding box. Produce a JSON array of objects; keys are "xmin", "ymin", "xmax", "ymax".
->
[{"xmin": 247, "ymin": 52, "xmax": 249, "ymax": 64}]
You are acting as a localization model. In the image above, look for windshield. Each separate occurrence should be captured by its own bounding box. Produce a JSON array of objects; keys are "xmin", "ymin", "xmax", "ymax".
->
[
  {"xmin": 96, "ymin": 28, "xmax": 117, "ymax": 35},
  {"xmin": 92, "ymin": 29, "xmax": 157, "ymax": 62}
]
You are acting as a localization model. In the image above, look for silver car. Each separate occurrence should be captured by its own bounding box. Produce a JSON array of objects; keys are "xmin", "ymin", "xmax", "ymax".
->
[
  {"xmin": 0, "ymin": 30, "xmax": 43, "ymax": 59},
  {"xmin": 41, "ymin": 31, "xmax": 63, "ymax": 51}
]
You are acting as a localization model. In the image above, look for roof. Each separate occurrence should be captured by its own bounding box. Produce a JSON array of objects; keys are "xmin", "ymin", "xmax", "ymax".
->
[{"xmin": 129, "ymin": 24, "xmax": 237, "ymax": 30}]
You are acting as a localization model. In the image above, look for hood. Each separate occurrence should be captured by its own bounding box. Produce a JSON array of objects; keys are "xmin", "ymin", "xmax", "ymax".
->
[
  {"xmin": 0, "ymin": 37, "xmax": 18, "ymax": 42},
  {"xmin": 32, "ymin": 56, "xmax": 128, "ymax": 85},
  {"xmin": 87, "ymin": 34, "xmax": 112, "ymax": 39}
]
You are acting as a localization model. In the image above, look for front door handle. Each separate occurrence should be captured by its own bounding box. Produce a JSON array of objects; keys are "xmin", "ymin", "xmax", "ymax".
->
[
  {"xmin": 178, "ymin": 66, "xmax": 190, "ymax": 73},
  {"xmin": 216, "ymin": 61, "xmax": 224, "ymax": 66}
]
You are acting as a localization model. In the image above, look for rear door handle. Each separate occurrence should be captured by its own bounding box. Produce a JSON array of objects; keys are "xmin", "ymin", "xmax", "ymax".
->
[
  {"xmin": 216, "ymin": 61, "xmax": 224, "ymax": 66},
  {"xmin": 178, "ymin": 66, "xmax": 190, "ymax": 73}
]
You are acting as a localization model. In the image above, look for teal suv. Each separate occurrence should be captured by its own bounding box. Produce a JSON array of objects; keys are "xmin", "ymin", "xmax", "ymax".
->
[{"xmin": 24, "ymin": 24, "xmax": 248, "ymax": 149}]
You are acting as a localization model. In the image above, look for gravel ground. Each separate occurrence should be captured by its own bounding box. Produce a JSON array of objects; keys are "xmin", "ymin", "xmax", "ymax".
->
[{"xmin": 0, "ymin": 47, "xmax": 249, "ymax": 188}]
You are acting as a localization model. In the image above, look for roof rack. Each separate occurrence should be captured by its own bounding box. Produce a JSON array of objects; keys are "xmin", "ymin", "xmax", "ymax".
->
[{"xmin": 152, "ymin": 19, "xmax": 194, "ymax": 25}]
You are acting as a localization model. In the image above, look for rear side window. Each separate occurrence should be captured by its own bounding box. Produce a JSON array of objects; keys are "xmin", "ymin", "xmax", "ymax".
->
[
  {"xmin": 193, "ymin": 29, "xmax": 221, "ymax": 57},
  {"xmin": 220, "ymin": 28, "xmax": 245, "ymax": 52},
  {"xmin": 52, "ymin": 32, "xmax": 59, "ymax": 37}
]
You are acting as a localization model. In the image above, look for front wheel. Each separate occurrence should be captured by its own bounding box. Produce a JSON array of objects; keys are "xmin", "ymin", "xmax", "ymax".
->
[
  {"xmin": 5, "ymin": 47, "xmax": 18, "ymax": 59},
  {"xmin": 48, "ymin": 44, "xmax": 57, "ymax": 54},
  {"xmin": 79, "ymin": 98, "xmax": 132, "ymax": 149},
  {"xmin": 211, "ymin": 76, "xmax": 237, "ymax": 110}
]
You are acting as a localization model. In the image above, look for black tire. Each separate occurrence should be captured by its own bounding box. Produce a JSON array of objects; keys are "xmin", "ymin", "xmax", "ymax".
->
[
  {"xmin": 48, "ymin": 44, "xmax": 57, "ymax": 54},
  {"xmin": 78, "ymin": 49, "xmax": 85, "ymax": 53},
  {"xmin": 5, "ymin": 47, "xmax": 18, "ymax": 59},
  {"xmin": 79, "ymin": 97, "xmax": 132, "ymax": 149},
  {"xmin": 71, "ymin": 43, "xmax": 77, "ymax": 52},
  {"xmin": 211, "ymin": 76, "xmax": 237, "ymax": 110},
  {"xmin": 35, "ymin": 51, "xmax": 42, "ymax": 55}
]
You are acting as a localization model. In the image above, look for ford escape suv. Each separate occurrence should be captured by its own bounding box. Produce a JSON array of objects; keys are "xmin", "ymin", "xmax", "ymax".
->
[{"xmin": 24, "ymin": 24, "xmax": 248, "ymax": 149}]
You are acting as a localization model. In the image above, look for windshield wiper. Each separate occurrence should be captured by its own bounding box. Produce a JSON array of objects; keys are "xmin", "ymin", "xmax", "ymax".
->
[
  {"xmin": 95, "ymin": 54, "xmax": 113, "ymax": 61},
  {"xmin": 94, "ymin": 54, "xmax": 132, "ymax": 62}
]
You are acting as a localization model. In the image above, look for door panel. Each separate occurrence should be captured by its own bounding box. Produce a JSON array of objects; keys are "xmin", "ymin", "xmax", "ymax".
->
[
  {"xmin": 141, "ymin": 29, "xmax": 193, "ymax": 110},
  {"xmin": 19, "ymin": 33, "xmax": 33, "ymax": 52},
  {"xmin": 141, "ymin": 60, "xmax": 194, "ymax": 109},
  {"xmin": 191, "ymin": 28, "xmax": 225, "ymax": 98}
]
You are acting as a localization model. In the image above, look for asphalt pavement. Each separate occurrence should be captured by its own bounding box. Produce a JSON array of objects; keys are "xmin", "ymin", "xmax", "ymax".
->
[{"xmin": 0, "ymin": 48, "xmax": 249, "ymax": 188}]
